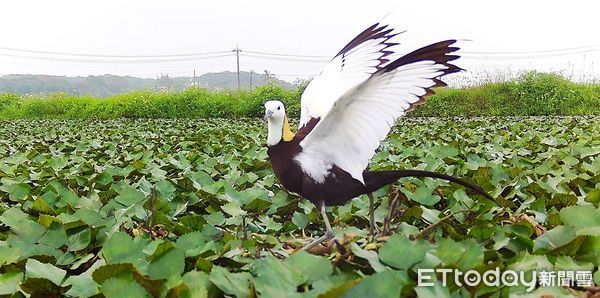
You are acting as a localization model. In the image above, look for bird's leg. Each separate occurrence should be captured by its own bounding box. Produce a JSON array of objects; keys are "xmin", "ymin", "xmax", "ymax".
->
[
  {"xmin": 368, "ymin": 193, "xmax": 375, "ymax": 239},
  {"xmin": 302, "ymin": 204, "xmax": 334, "ymax": 251}
]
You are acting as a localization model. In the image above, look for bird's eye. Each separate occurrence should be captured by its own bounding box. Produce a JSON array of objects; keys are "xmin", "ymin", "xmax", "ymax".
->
[{"xmin": 277, "ymin": 106, "xmax": 281, "ymax": 110}]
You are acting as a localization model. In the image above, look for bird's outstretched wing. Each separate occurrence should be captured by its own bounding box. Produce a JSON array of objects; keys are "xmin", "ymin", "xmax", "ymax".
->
[
  {"xmin": 295, "ymin": 40, "xmax": 461, "ymax": 184},
  {"xmin": 298, "ymin": 22, "xmax": 402, "ymax": 129}
]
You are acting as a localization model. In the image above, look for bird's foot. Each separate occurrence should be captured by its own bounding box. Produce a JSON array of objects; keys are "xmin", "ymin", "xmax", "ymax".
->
[
  {"xmin": 301, "ymin": 230, "xmax": 334, "ymax": 252},
  {"xmin": 368, "ymin": 226, "xmax": 382, "ymax": 242},
  {"xmin": 367, "ymin": 234, "xmax": 375, "ymax": 244}
]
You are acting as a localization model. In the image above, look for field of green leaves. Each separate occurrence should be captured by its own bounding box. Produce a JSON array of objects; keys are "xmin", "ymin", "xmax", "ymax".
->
[{"xmin": 0, "ymin": 117, "xmax": 599, "ymax": 297}]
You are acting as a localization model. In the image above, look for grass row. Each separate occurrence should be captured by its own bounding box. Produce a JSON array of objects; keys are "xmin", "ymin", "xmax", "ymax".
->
[{"xmin": 0, "ymin": 71, "xmax": 598, "ymax": 119}]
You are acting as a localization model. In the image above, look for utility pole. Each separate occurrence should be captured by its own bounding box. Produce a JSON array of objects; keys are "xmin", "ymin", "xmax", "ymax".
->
[
  {"xmin": 250, "ymin": 70, "xmax": 254, "ymax": 88},
  {"xmin": 193, "ymin": 69, "xmax": 196, "ymax": 87},
  {"xmin": 234, "ymin": 45, "xmax": 241, "ymax": 91},
  {"xmin": 583, "ymin": 54, "xmax": 586, "ymax": 82}
]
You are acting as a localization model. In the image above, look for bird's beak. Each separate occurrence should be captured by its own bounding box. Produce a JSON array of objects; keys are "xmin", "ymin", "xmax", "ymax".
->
[{"xmin": 264, "ymin": 110, "xmax": 273, "ymax": 121}]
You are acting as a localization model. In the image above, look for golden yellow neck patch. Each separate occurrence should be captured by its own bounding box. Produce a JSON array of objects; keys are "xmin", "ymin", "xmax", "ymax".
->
[{"xmin": 282, "ymin": 115, "xmax": 295, "ymax": 141}]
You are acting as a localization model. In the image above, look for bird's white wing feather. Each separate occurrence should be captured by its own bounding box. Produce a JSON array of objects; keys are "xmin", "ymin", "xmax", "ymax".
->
[
  {"xmin": 298, "ymin": 23, "xmax": 402, "ymax": 128},
  {"xmin": 295, "ymin": 41, "xmax": 460, "ymax": 184}
]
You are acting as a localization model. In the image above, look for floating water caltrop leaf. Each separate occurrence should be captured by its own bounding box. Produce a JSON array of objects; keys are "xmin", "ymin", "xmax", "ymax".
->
[{"xmin": 0, "ymin": 117, "xmax": 598, "ymax": 296}]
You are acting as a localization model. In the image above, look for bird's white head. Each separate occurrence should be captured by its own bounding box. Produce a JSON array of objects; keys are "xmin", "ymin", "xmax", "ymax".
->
[
  {"xmin": 264, "ymin": 100, "xmax": 294, "ymax": 146},
  {"xmin": 264, "ymin": 100, "xmax": 285, "ymax": 123}
]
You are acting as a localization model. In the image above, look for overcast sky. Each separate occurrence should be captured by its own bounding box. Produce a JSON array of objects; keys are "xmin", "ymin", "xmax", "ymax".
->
[{"xmin": 1, "ymin": 0, "xmax": 599, "ymax": 84}]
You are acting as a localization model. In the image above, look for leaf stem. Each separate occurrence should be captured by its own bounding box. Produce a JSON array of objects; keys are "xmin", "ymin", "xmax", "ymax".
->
[{"xmin": 411, "ymin": 209, "xmax": 472, "ymax": 240}]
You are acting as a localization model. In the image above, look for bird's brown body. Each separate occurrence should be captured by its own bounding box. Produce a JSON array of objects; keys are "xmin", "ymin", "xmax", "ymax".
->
[
  {"xmin": 267, "ymin": 118, "xmax": 493, "ymax": 208},
  {"xmin": 267, "ymin": 117, "xmax": 362, "ymax": 207},
  {"xmin": 269, "ymin": 141, "xmax": 372, "ymax": 208}
]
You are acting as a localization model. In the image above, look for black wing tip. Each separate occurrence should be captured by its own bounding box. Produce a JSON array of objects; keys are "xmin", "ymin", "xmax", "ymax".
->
[
  {"xmin": 334, "ymin": 22, "xmax": 404, "ymax": 59},
  {"xmin": 377, "ymin": 39, "xmax": 465, "ymax": 113},
  {"xmin": 380, "ymin": 39, "xmax": 463, "ymax": 74}
]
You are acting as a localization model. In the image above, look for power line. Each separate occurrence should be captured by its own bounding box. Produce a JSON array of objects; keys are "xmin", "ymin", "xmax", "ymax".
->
[
  {"xmin": 2, "ymin": 44, "xmax": 599, "ymax": 80},
  {"xmin": 277, "ymin": 74, "xmax": 315, "ymax": 77},
  {"xmin": 462, "ymin": 48, "xmax": 600, "ymax": 60},
  {"xmin": 0, "ymin": 52, "xmax": 234, "ymax": 63},
  {"xmin": 0, "ymin": 43, "xmax": 600, "ymax": 60},
  {"xmin": 462, "ymin": 44, "xmax": 600, "ymax": 55},
  {"xmin": 243, "ymin": 49, "xmax": 330, "ymax": 59},
  {"xmin": 2, "ymin": 43, "xmax": 599, "ymax": 63},
  {"xmin": 0, "ymin": 46, "xmax": 231, "ymax": 58},
  {"xmin": 240, "ymin": 53, "xmax": 328, "ymax": 63}
]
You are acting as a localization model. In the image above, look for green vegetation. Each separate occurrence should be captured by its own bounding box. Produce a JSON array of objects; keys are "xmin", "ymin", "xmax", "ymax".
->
[
  {"xmin": 0, "ymin": 72, "xmax": 294, "ymax": 97},
  {"xmin": 0, "ymin": 85, "xmax": 302, "ymax": 119},
  {"xmin": 0, "ymin": 117, "xmax": 599, "ymax": 297},
  {"xmin": 0, "ymin": 72, "xmax": 599, "ymax": 119},
  {"xmin": 411, "ymin": 72, "xmax": 600, "ymax": 116}
]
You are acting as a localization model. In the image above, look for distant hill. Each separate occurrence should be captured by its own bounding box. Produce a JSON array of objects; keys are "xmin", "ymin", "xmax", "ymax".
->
[
  {"xmin": 195, "ymin": 71, "xmax": 295, "ymax": 90},
  {"xmin": 0, "ymin": 71, "xmax": 297, "ymax": 97}
]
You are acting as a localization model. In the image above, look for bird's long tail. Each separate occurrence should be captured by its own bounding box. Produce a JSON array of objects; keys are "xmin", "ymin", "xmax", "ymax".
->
[{"xmin": 363, "ymin": 170, "xmax": 494, "ymax": 200}]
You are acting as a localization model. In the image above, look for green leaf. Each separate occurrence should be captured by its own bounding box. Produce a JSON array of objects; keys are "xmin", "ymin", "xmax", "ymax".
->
[
  {"xmin": 533, "ymin": 225, "xmax": 577, "ymax": 254},
  {"xmin": 180, "ymin": 271, "xmax": 212, "ymax": 298},
  {"xmin": 31, "ymin": 197, "xmax": 56, "ymax": 215},
  {"xmin": 156, "ymin": 179, "xmax": 176, "ymax": 201},
  {"xmin": 379, "ymin": 235, "xmax": 430, "ymax": 270},
  {"xmin": 179, "ymin": 214, "xmax": 207, "ymax": 231},
  {"xmin": 187, "ymin": 171, "xmax": 218, "ymax": 194},
  {"xmin": 351, "ymin": 243, "xmax": 387, "ymax": 273},
  {"xmin": 101, "ymin": 232, "xmax": 148, "ymax": 269},
  {"xmin": 204, "ymin": 212, "xmax": 226, "ymax": 226},
  {"xmin": 20, "ymin": 277, "xmax": 68, "ymax": 296},
  {"xmin": 147, "ymin": 246, "xmax": 185, "ymax": 280},
  {"xmin": 343, "ymin": 270, "xmax": 408, "ymax": 298},
  {"xmin": 560, "ymin": 205, "xmax": 600, "ymax": 228},
  {"xmin": 73, "ymin": 208, "xmax": 104, "ymax": 226},
  {"xmin": 95, "ymin": 170, "xmax": 114, "ymax": 186},
  {"xmin": 244, "ymin": 198, "xmax": 271, "ymax": 213},
  {"xmin": 508, "ymin": 252, "xmax": 552, "ymax": 272},
  {"xmin": 115, "ymin": 184, "xmax": 146, "ymax": 206},
  {"xmin": 285, "ymin": 251, "xmax": 333, "ymax": 283},
  {"xmin": 516, "ymin": 286, "xmax": 572, "ymax": 297},
  {"xmin": 408, "ymin": 185, "xmax": 440, "ymax": 206},
  {"xmin": 252, "ymin": 255, "xmax": 303, "ymax": 297},
  {"xmin": 209, "ymin": 266, "xmax": 251, "ymax": 297},
  {"xmin": 0, "ymin": 271, "xmax": 23, "ymax": 295},
  {"xmin": 291, "ymin": 211, "xmax": 309, "ymax": 229},
  {"xmin": 8, "ymin": 183, "xmax": 31, "ymax": 201},
  {"xmin": 67, "ymin": 226, "xmax": 92, "ymax": 251},
  {"xmin": 0, "ymin": 207, "xmax": 46, "ymax": 241},
  {"xmin": 176, "ymin": 231, "xmax": 209, "ymax": 257},
  {"xmin": 586, "ymin": 189, "xmax": 600, "ymax": 204},
  {"xmin": 25, "ymin": 258, "xmax": 67, "ymax": 286},
  {"xmin": 92, "ymin": 263, "xmax": 135, "ymax": 285},
  {"xmin": 222, "ymin": 201, "xmax": 247, "ymax": 217},
  {"xmin": 553, "ymin": 255, "xmax": 594, "ymax": 271},
  {"xmin": 64, "ymin": 258, "xmax": 104, "ymax": 298},
  {"xmin": 316, "ymin": 278, "xmax": 361, "ymax": 298},
  {"xmin": 414, "ymin": 282, "xmax": 451, "ymax": 298},
  {"xmin": 101, "ymin": 274, "xmax": 151, "ymax": 298},
  {"xmin": 435, "ymin": 238, "xmax": 484, "ymax": 271},
  {"xmin": 50, "ymin": 181, "xmax": 80, "ymax": 208},
  {"xmin": 0, "ymin": 247, "xmax": 21, "ymax": 266},
  {"xmin": 38, "ymin": 222, "xmax": 68, "ymax": 249}
]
